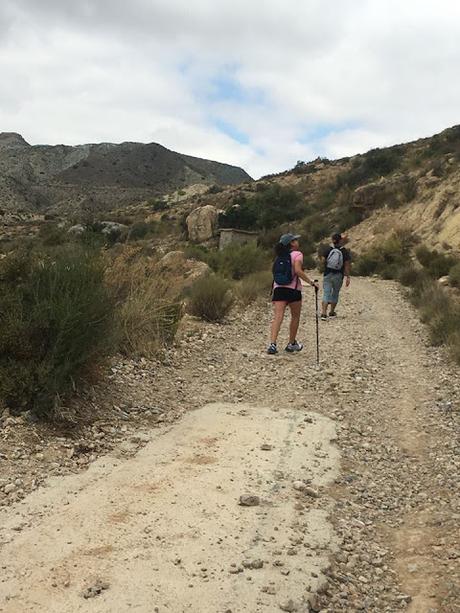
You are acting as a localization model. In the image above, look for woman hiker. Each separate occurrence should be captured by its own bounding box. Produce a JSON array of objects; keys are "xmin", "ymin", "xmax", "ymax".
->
[{"xmin": 267, "ymin": 233, "xmax": 319, "ymax": 355}]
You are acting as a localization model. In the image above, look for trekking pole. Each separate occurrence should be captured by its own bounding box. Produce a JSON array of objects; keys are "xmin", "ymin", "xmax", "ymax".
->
[{"xmin": 314, "ymin": 280, "xmax": 320, "ymax": 369}]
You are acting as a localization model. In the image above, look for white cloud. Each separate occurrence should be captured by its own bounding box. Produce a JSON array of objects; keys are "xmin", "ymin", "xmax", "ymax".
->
[{"xmin": 0, "ymin": 0, "xmax": 459, "ymax": 177}]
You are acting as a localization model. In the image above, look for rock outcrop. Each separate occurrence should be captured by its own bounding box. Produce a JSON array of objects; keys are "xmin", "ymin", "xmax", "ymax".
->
[
  {"xmin": 186, "ymin": 205, "xmax": 218, "ymax": 243},
  {"xmin": 156, "ymin": 250, "xmax": 210, "ymax": 298}
]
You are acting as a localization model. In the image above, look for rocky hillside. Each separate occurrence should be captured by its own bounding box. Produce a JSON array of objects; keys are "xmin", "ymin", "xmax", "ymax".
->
[
  {"xmin": 2, "ymin": 125, "xmax": 460, "ymax": 255},
  {"xmin": 0, "ymin": 132, "xmax": 251, "ymax": 216}
]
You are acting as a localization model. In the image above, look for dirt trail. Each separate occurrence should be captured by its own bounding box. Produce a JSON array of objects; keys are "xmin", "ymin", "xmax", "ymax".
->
[{"xmin": 0, "ymin": 277, "xmax": 458, "ymax": 612}]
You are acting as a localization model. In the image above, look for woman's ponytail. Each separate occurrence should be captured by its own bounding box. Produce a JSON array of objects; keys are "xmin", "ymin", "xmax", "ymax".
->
[{"xmin": 275, "ymin": 242, "xmax": 290, "ymax": 257}]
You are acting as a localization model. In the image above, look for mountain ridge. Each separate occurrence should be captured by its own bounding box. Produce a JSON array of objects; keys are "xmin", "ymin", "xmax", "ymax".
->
[{"xmin": 0, "ymin": 133, "xmax": 252, "ymax": 214}]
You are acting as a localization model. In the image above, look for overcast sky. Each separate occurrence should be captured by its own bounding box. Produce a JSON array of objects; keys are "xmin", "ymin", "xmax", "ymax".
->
[{"xmin": 1, "ymin": 0, "xmax": 459, "ymax": 177}]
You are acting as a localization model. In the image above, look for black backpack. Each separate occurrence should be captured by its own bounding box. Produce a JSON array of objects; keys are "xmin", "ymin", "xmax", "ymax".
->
[{"xmin": 273, "ymin": 254, "xmax": 293, "ymax": 285}]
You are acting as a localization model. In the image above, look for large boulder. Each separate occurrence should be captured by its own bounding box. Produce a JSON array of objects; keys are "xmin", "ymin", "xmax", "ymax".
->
[
  {"xmin": 186, "ymin": 205, "xmax": 218, "ymax": 243},
  {"xmin": 100, "ymin": 221, "xmax": 128, "ymax": 241}
]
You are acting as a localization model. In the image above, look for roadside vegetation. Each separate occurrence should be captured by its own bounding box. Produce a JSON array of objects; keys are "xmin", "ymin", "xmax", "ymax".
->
[
  {"xmin": 0, "ymin": 245, "xmax": 115, "ymax": 419},
  {"xmin": 354, "ymin": 233, "xmax": 460, "ymax": 363},
  {"xmin": 0, "ymin": 240, "xmax": 182, "ymax": 420}
]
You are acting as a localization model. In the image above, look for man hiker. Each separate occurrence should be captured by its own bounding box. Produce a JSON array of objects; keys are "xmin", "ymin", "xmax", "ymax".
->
[{"xmin": 321, "ymin": 233, "xmax": 351, "ymax": 321}]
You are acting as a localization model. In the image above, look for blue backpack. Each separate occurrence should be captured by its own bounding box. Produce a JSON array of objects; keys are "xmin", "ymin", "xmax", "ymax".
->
[{"xmin": 273, "ymin": 254, "xmax": 293, "ymax": 285}]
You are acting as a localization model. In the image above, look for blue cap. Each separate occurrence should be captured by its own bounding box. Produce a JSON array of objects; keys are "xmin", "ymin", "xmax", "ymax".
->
[{"xmin": 279, "ymin": 233, "xmax": 301, "ymax": 246}]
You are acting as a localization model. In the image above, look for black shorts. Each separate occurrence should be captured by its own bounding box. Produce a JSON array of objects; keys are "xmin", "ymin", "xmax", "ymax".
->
[{"xmin": 272, "ymin": 287, "xmax": 302, "ymax": 303}]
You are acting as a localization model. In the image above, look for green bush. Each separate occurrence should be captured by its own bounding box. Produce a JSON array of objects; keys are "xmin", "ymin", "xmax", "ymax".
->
[
  {"xmin": 354, "ymin": 233, "xmax": 413, "ymax": 279},
  {"xmin": 219, "ymin": 243, "xmax": 269, "ymax": 280},
  {"xmin": 219, "ymin": 184, "xmax": 303, "ymax": 230},
  {"xmin": 449, "ymin": 262, "xmax": 460, "ymax": 289},
  {"xmin": 413, "ymin": 284, "xmax": 460, "ymax": 348},
  {"xmin": 236, "ymin": 271, "xmax": 273, "ymax": 305},
  {"xmin": 415, "ymin": 246, "xmax": 457, "ymax": 278},
  {"xmin": 0, "ymin": 246, "xmax": 115, "ymax": 418},
  {"xmin": 149, "ymin": 199, "xmax": 168, "ymax": 212},
  {"xmin": 39, "ymin": 223, "xmax": 68, "ymax": 247},
  {"xmin": 185, "ymin": 243, "xmax": 269, "ymax": 281},
  {"xmin": 398, "ymin": 265, "xmax": 423, "ymax": 287},
  {"xmin": 188, "ymin": 275, "xmax": 234, "ymax": 322},
  {"xmin": 128, "ymin": 221, "xmax": 155, "ymax": 241},
  {"xmin": 336, "ymin": 147, "xmax": 402, "ymax": 189}
]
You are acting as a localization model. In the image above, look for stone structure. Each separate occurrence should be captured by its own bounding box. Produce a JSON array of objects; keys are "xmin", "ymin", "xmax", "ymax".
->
[{"xmin": 218, "ymin": 228, "xmax": 258, "ymax": 251}]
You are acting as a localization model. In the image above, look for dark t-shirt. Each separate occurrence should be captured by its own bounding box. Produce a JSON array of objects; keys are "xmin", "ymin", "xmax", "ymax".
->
[{"xmin": 324, "ymin": 246, "xmax": 351, "ymax": 275}]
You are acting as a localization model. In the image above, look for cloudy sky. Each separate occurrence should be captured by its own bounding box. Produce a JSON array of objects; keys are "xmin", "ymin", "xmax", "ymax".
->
[{"xmin": 1, "ymin": 0, "xmax": 459, "ymax": 177}]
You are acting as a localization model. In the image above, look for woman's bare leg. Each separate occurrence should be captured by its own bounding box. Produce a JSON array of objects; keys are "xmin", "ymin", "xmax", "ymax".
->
[
  {"xmin": 288, "ymin": 300, "xmax": 302, "ymax": 343},
  {"xmin": 270, "ymin": 301, "xmax": 287, "ymax": 343}
]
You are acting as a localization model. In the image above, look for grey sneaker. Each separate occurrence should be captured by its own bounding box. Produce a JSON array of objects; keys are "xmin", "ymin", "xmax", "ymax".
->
[
  {"xmin": 285, "ymin": 341, "xmax": 303, "ymax": 352},
  {"xmin": 267, "ymin": 343, "xmax": 278, "ymax": 355}
]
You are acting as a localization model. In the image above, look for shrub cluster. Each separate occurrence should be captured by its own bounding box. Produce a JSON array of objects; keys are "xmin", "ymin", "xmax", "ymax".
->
[
  {"xmin": 410, "ymin": 281, "xmax": 460, "ymax": 362},
  {"xmin": 415, "ymin": 246, "xmax": 457, "ymax": 279},
  {"xmin": 185, "ymin": 243, "xmax": 270, "ymax": 281},
  {"xmin": 0, "ymin": 246, "xmax": 115, "ymax": 418},
  {"xmin": 219, "ymin": 184, "xmax": 303, "ymax": 231},
  {"xmin": 353, "ymin": 231, "xmax": 417, "ymax": 280},
  {"xmin": 187, "ymin": 275, "xmax": 234, "ymax": 322},
  {"xmin": 449, "ymin": 262, "xmax": 460, "ymax": 289},
  {"xmin": 0, "ymin": 242, "xmax": 185, "ymax": 419},
  {"xmin": 336, "ymin": 147, "xmax": 403, "ymax": 189},
  {"xmin": 236, "ymin": 271, "xmax": 273, "ymax": 305}
]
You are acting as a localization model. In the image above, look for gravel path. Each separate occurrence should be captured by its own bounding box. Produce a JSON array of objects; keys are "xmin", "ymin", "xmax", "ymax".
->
[{"xmin": 0, "ymin": 276, "xmax": 459, "ymax": 612}]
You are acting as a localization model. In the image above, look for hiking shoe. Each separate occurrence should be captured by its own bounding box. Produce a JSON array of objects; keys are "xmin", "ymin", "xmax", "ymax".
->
[
  {"xmin": 267, "ymin": 343, "xmax": 278, "ymax": 355},
  {"xmin": 285, "ymin": 341, "xmax": 303, "ymax": 352},
  {"xmin": 329, "ymin": 311, "xmax": 337, "ymax": 317},
  {"xmin": 321, "ymin": 314, "xmax": 328, "ymax": 321}
]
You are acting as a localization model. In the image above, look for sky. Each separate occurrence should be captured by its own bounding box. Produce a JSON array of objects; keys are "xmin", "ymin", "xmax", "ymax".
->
[{"xmin": 0, "ymin": 0, "xmax": 459, "ymax": 178}]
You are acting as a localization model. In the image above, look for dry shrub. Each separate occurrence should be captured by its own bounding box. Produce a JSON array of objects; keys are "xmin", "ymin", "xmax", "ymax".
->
[
  {"xmin": 188, "ymin": 274, "xmax": 234, "ymax": 322},
  {"xmin": 237, "ymin": 271, "xmax": 273, "ymax": 305},
  {"xmin": 105, "ymin": 246, "xmax": 182, "ymax": 357},
  {"xmin": 449, "ymin": 262, "xmax": 460, "ymax": 289}
]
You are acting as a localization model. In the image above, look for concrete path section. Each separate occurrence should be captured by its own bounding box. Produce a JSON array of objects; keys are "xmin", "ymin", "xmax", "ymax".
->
[{"xmin": 0, "ymin": 403, "xmax": 339, "ymax": 613}]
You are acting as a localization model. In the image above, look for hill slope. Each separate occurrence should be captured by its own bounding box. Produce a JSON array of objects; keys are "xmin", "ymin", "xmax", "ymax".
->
[
  {"xmin": 185, "ymin": 124, "xmax": 460, "ymax": 253},
  {"xmin": 0, "ymin": 132, "xmax": 251, "ymax": 215}
]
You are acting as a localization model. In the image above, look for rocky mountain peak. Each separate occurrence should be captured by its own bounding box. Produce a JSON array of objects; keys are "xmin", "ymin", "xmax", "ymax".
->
[{"xmin": 0, "ymin": 132, "xmax": 30, "ymax": 148}]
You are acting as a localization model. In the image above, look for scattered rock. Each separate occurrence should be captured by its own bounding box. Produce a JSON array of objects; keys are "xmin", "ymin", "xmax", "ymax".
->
[
  {"xmin": 279, "ymin": 599, "xmax": 299, "ymax": 612},
  {"xmin": 292, "ymin": 480, "xmax": 306, "ymax": 491},
  {"xmin": 260, "ymin": 443, "xmax": 273, "ymax": 451},
  {"xmin": 242, "ymin": 559, "xmax": 264, "ymax": 570},
  {"xmin": 438, "ymin": 275, "xmax": 450, "ymax": 287},
  {"xmin": 81, "ymin": 580, "xmax": 109, "ymax": 599},
  {"xmin": 238, "ymin": 495, "xmax": 260, "ymax": 507}
]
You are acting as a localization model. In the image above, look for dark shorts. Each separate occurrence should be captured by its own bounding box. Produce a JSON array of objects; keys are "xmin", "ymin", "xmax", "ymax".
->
[{"xmin": 272, "ymin": 287, "xmax": 302, "ymax": 303}]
